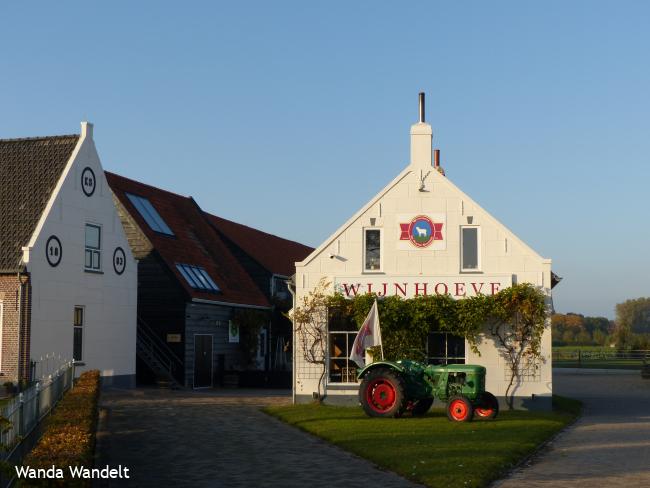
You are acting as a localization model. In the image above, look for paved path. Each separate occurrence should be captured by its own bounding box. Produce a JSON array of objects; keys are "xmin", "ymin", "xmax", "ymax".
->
[
  {"xmin": 494, "ymin": 369, "xmax": 650, "ymax": 488},
  {"xmin": 95, "ymin": 388, "xmax": 421, "ymax": 488}
]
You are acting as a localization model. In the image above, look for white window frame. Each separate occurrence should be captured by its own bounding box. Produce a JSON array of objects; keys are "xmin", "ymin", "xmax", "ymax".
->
[
  {"xmin": 327, "ymin": 307, "xmax": 359, "ymax": 385},
  {"xmin": 84, "ymin": 223, "xmax": 102, "ymax": 272},
  {"xmin": 362, "ymin": 227, "xmax": 383, "ymax": 273},
  {"xmin": 73, "ymin": 305, "xmax": 84, "ymax": 362},
  {"xmin": 460, "ymin": 225, "xmax": 481, "ymax": 272},
  {"xmin": 327, "ymin": 328, "xmax": 359, "ymax": 385}
]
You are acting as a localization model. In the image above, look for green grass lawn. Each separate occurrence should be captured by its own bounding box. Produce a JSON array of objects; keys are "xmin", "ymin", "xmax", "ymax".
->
[{"xmin": 265, "ymin": 396, "xmax": 580, "ymax": 488}]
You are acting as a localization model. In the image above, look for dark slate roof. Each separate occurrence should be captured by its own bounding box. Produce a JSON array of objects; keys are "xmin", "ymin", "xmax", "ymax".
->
[
  {"xmin": 551, "ymin": 271, "xmax": 562, "ymax": 289},
  {"xmin": 0, "ymin": 135, "xmax": 79, "ymax": 270},
  {"xmin": 205, "ymin": 213, "xmax": 313, "ymax": 277},
  {"xmin": 105, "ymin": 172, "xmax": 271, "ymax": 308}
]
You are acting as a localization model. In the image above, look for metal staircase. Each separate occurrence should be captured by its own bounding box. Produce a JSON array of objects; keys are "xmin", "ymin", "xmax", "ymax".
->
[{"xmin": 136, "ymin": 318, "xmax": 184, "ymax": 388}]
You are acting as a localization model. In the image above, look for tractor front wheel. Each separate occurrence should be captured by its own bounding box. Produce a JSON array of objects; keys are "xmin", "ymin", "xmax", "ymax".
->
[
  {"xmin": 411, "ymin": 398, "xmax": 434, "ymax": 416},
  {"xmin": 359, "ymin": 368, "xmax": 407, "ymax": 418},
  {"xmin": 475, "ymin": 392, "xmax": 499, "ymax": 420},
  {"xmin": 446, "ymin": 395, "xmax": 474, "ymax": 422}
]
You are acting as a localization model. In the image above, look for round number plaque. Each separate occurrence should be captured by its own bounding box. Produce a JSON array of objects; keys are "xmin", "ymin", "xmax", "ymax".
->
[
  {"xmin": 113, "ymin": 247, "xmax": 126, "ymax": 275},
  {"xmin": 81, "ymin": 167, "xmax": 96, "ymax": 197},
  {"xmin": 45, "ymin": 235, "xmax": 62, "ymax": 267}
]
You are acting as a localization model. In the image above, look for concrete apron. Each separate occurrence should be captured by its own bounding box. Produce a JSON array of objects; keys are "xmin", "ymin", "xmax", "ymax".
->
[{"xmin": 493, "ymin": 370, "xmax": 650, "ymax": 487}]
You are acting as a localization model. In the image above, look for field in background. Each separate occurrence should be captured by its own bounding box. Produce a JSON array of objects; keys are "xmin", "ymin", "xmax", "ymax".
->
[
  {"xmin": 552, "ymin": 348, "xmax": 648, "ymax": 369},
  {"xmin": 553, "ymin": 346, "xmax": 613, "ymax": 352}
]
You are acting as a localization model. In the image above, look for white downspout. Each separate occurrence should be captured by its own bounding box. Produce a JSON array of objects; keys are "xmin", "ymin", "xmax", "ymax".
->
[{"xmin": 286, "ymin": 277, "xmax": 297, "ymax": 405}]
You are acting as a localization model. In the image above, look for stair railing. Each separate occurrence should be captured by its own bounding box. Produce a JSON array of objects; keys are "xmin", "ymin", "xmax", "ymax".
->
[{"xmin": 137, "ymin": 318, "xmax": 184, "ymax": 386}]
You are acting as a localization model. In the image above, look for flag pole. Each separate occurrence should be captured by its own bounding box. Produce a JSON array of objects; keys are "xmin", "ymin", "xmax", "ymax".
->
[
  {"xmin": 375, "ymin": 299, "xmax": 384, "ymax": 360},
  {"xmin": 349, "ymin": 299, "xmax": 384, "ymax": 368}
]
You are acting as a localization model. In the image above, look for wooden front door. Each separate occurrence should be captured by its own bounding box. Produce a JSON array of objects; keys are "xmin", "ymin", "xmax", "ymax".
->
[{"xmin": 193, "ymin": 334, "xmax": 213, "ymax": 388}]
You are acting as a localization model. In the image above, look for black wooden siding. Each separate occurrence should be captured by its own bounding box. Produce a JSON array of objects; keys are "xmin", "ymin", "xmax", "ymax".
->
[
  {"xmin": 184, "ymin": 302, "xmax": 241, "ymax": 387},
  {"xmin": 113, "ymin": 195, "xmax": 187, "ymax": 367},
  {"xmin": 112, "ymin": 191, "xmax": 280, "ymax": 386}
]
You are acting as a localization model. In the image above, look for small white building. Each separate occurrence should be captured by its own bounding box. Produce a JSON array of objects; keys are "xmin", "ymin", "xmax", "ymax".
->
[
  {"xmin": 0, "ymin": 122, "xmax": 137, "ymax": 386},
  {"xmin": 293, "ymin": 95, "xmax": 558, "ymax": 409}
]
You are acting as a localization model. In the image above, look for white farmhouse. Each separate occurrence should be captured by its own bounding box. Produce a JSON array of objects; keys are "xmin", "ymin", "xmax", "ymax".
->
[
  {"xmin": 293, "ymin": 94, "xmax": 559, "ymax": 409},
  {"xmin": 0, "ymin": 122, "xmax": 137, "ymax": 386}
]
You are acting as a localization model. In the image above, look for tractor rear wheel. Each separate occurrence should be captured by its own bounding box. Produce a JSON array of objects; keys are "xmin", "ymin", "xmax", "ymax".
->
[
  {"xmin": 411, "ymin": 398, "xmax": 434, "ymax": 416},
  {"xmin": 446, "ymin": 395, "xmax": 474, "ymax": 422},
  {"xmin": 475, "ymin": 392, "xmax": 499, "ymax": 420},
  {"xmin": 360, "ymin": 368, "xmax": 407, "ymax": 418}
]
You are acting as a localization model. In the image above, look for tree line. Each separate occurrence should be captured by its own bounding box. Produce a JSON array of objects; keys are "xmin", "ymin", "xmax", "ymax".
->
[{"xmin": 554, "ymin": 297, "xmax": 650, "ymax": 350}]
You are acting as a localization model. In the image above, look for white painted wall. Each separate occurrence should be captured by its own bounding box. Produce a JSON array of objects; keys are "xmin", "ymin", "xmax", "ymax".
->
[
  {"xmin": 22, "ymin": 123, "xmax": 137, "ymax": 383},
  {"xmin": 294, "ymin": 117, "xmax": 553, "ymax": 406}
]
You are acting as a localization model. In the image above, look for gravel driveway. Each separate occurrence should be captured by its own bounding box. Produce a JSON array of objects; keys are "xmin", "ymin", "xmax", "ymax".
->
[{"xmin": 494, "ymin": 369, "xmax": 650, "ymax": 488}]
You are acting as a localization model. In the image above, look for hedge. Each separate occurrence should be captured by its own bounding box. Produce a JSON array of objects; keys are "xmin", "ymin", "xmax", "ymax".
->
[{"xmin": 18, "ymin": 370, "xmax": 100, "ymax": 487}]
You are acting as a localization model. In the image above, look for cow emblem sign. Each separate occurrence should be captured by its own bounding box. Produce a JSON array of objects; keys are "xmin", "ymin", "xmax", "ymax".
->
[{"xmin": 398, "ymin": 214, "xmax": 446, "ymax": 250}]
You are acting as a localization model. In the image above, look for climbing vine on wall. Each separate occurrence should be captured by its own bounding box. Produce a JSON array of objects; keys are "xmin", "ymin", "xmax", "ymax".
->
[
  {"xmin": 486, "ymin": 284, "xmax": 548, "ymax": 409},
  {"xmin": 326, "ymin": 283, "xmax": 548, "ymax": 408},
  {"xmin": 326, "ymin": 291, "xmax": 500, "ymax": 359},
  {"xmin": 292, "ymin": 281, "xmax": 548, "ymax": 407}
]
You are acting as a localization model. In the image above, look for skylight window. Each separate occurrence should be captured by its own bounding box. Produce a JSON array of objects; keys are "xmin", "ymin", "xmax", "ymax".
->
[
  {"xmin": 126, "ymin": 193, "xmax": 174, "ymax": 236},
  {"xmin": 175, "ymin": 264, "xmax": 220, "ymax": 293}
]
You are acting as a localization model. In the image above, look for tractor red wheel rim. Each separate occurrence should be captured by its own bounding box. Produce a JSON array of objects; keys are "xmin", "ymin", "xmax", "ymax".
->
[
  {"xmin": 366, "ymin": 378, "xmax": 396, "ymax": 412},
  {"xmin": 449, "ymin": 399, "xmax": 469, "ymax": 421},
  {"xmin": 475, "ymin": 406, "xmax": 493, "ymax": 417}
]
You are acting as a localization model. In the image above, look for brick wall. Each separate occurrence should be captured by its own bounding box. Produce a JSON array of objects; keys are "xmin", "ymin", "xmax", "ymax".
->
[
  {"xmin": 0, "ymin": 273, "xmax": 31, "ymax": 384},
  {"xmin": 111, "ymin": 193, "xmax": 153, "ymax": 259}
]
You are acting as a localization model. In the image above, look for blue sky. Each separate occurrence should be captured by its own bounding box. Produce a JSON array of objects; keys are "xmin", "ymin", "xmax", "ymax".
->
[{"xmin": 1, "ymin": 2, "xmax": 649, "ymax": 318}]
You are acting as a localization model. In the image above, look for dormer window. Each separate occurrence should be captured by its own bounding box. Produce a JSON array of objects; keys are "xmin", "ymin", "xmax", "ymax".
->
[
  {"xmin": 272, "ymin": 275, "xmax": 289, "ymax": 300},
  {"xmin": 175, "ymin": 264, "xmax": 220, "ymax": 293},
  {"xmin": 126, "ymin": 193, "xmax": 174, "ymax": 236}
]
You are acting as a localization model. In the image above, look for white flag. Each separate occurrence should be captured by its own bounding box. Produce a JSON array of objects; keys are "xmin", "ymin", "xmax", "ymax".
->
[{"xmin": 349, "ymin": 300, "xmax": 383, "ymax": 368}]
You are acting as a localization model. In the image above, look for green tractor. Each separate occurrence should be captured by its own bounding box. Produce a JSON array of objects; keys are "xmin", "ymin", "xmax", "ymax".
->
[{"xmin": 357, "ymin": 360, "xmax": 498, "ymax": 422}]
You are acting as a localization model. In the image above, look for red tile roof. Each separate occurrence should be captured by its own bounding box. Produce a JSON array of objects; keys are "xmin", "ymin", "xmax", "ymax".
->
[
  {"xmin": 105, "ymin": 172, "xmax": 270, "ymax": 308},
  {"xmin": 205, "ymin": 214, "xmax": 313, "ymax": 277}
]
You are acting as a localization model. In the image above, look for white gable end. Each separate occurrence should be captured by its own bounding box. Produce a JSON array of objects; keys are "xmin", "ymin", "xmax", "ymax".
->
[
  {"xmin": 22, "ymin": 122, "xmax": 137, "ymax": 384},
  {"xmin": 296, "ymin": 152, "xmax": 551, "ymax": 296},
  {"xmin": 293, "ymin": 95, "xmax": 554, "ymax": 409}
]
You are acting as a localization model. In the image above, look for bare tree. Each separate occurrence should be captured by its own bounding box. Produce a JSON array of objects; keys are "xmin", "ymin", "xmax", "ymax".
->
[
  {"xmin": 290, "ymin": 279, "xmax": 330, "ymax": 401},
  {"xmin": 488, "ymin": 284, "xmax": 547, "ymax": 410}
]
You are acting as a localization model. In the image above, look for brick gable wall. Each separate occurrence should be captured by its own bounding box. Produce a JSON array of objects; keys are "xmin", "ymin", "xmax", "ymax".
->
[{"xmin": 0, "ymin": 273, "xmax": 31, "ymax": 383}]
